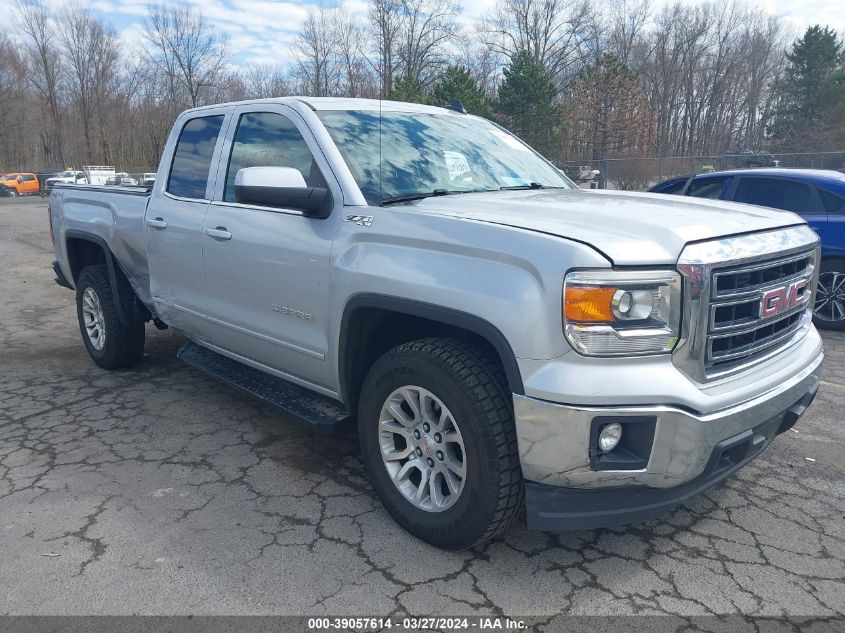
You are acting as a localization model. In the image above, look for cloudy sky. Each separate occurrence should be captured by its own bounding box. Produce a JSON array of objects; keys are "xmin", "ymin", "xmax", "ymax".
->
[{"xmin": 78, "ymin": 0, "xmax": 845, "ymax": 68}]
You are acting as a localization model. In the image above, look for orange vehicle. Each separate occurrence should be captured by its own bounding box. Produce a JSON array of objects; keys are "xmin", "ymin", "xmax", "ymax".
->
[{"xmin": 0, "ymin": 172, "xmax": 40, "ymax": 196}]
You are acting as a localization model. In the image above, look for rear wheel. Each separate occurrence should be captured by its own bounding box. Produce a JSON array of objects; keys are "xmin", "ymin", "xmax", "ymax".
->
[
  {"xmin": 76, "ymin": 265, "xmax": 145, "ymax": 368},
  {"xmin": 358, "ymin": 338, "xmax": 522, "ymax": 549},
  {"xmin": 813, "ymin": 258, "xmax": 845, "ymax": 330}
]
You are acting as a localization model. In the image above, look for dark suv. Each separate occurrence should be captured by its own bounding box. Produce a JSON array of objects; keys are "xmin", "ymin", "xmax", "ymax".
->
[{"xmin": 650, "ymin": 169, "xmax": 845, "ymax": 329}]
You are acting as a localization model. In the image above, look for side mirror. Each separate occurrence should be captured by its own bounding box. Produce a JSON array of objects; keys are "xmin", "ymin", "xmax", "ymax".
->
[{"xmin": 234, "ymin": 166, "xmax": 332, "ymax": 218}]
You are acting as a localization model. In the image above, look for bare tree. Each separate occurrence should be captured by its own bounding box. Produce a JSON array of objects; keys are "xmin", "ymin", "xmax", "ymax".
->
[
  {"xmin": 293, "ymin": 5, "xmax": 341, "ymax": 96},
  {"xmin": 478, "ymin": 0, "xmax": 592, "ymax": 84},
  {"xmin": 142, "ymin": 4, "xmax": 228, "ymax": 108},
  {"xmin": 16, "ymin": 0, "xmax": 65, "ymax": 167},
  {"xmin": 332, "ymin": 9, "xmax": 372, "ymax": 97},
  {"xmin": 368, "ymin": 0, "xmax": 404, "ymax": 96},
  {"xmin": 243, "ymin": 64, "xmax": 291, "ymax": 99},
  {"xmin": 455, "ymin": 38, "xmax": 501, "ymax": 99},
  {"xmin": 0, "ymin": 31, "xmax": 37, "ymax": 169},
  {"xmin": 605, "ymin": 0, "xmax": 651, "ymax": 66},
  {"xmin": 56, "ymin": 3, "xmax": 121, "ymax": 162},
  {"xmin": 396, "ymin": 0, "xmax": 461, "ymax": 86}
]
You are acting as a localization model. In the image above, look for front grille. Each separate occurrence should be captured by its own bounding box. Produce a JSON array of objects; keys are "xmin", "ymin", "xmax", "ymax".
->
[
  {"xmin": 705, "ymin": 252, "xmax": 815, "ymax": 374},
  {"xmin": 713, "ymin": 254, "xmax": 813, "ymax": 297}
]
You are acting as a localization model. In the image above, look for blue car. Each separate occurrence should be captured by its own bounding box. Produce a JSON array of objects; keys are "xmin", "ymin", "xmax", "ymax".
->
[{"xmin": 649, "ymin": 168, "xmax": 845, "ymax": 329}]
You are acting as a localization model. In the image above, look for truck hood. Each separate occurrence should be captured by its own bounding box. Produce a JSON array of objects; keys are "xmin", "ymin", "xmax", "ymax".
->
[{"xmin": 411, "ymin": 188, "xmax": 804, "ymax": 265}]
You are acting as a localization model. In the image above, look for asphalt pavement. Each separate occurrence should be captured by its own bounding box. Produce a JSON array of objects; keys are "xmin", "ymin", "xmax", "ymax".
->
[{"xmin": 1, "ymin": 198, "xmax": 843, "ymax": 622}]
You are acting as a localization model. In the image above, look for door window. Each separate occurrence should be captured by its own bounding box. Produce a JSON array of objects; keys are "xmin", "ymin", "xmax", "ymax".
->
[
  {"xmin": 685, "ymin": 177, "xmax": 729, "ymax": 199},
  {"xmin": 733, "ymin": 178, "xmax": 811, "ymax": 213},
  {"xmin": 167, "ymin": 115, "xmax": 225, "ymax": 199},
  {"xmin": 224, "ymin": 112, "xmax": 326, "ymax": 203}
]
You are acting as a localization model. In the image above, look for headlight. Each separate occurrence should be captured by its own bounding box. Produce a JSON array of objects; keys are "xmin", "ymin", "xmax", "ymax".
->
[{"xmin": 563, "ymin": 269, "xmax": 682, "ymax": 356}]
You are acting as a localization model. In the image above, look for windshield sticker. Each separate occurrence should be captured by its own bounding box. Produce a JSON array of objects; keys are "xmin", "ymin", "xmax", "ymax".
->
[{"xmin": 444, "ymin": 151, "xmax": 471, "ymax": 181}]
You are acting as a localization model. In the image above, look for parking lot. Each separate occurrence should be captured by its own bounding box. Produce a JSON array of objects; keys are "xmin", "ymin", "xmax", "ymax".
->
[{"xmin": 1, "ymin": 198, "xmax": 843, "ymax": 620}]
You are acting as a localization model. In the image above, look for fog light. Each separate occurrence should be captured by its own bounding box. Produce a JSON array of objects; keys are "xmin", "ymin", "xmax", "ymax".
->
[{"xmin": 598, "ymin": 423, "xmax": 623, "ymax": 453}]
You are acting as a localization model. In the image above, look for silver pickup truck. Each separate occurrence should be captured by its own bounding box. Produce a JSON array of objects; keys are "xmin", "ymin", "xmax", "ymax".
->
[{"xmin": 49, "ymin": 97, "xmax": 824, "ymax": 549}]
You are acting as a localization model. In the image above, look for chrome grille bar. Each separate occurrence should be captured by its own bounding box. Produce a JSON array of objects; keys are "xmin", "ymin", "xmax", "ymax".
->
[
  {"xmin": 706, "ymin": 251, "xmax": 814, "ymax": 371},
  {"xmin": 673, "ymin": 226, "xmax": 820, "ymax": 383},
  {"xmin": 712, "ymin": 252, "xmax": 814, "ymax": 299}
]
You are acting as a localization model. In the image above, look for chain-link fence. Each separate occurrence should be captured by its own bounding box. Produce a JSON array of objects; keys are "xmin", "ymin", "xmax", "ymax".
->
[{"xmin": 560, "ymin": 151, "xmax": 845, "ymax": 191}]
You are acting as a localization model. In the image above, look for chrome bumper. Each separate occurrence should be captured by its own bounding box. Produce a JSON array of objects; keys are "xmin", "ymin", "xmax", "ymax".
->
[{"xmin": 514, "ymin": 350, "xmax": 823, "ymax": 490}]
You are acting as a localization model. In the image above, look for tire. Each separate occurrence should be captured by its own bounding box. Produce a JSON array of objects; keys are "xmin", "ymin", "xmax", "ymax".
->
[
  {"xmin": 75, "ymin": 264, "xmax": 145, "ymax": 369},
  {"xmin": 358, "ymin": 338, "xmax": 522, "ymax": 549},
  {"xmin": 813, "ymin": 258, "xmax": 845, "ymax": 331}
]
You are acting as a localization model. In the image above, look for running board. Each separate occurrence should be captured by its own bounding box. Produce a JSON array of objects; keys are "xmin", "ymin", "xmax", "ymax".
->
[{"xmin": 177, "ymin": 341, "xmax": 352, "ymax": 434}]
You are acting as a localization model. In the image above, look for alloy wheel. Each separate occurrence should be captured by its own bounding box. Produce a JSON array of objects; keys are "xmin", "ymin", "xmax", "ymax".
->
[
  {"xmin": 82, "ymin": 287, "xmax": 107, "ymax": 350},
  {"xmin": 378, "ymin": 385, "xmax": 466, "ymax": 512},
  {"xmin": 815, "ymin": 271, "xmax": 845, "ymax": 323}
]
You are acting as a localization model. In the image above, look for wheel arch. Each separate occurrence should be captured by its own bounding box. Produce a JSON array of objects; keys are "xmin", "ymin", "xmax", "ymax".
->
[
  {"xmin": 65, "ymin": 230, "xmax": 141, "ymax": 326},
  {"xmin": 338, "ymin": 294, "xmax": 524, "ymax": 411}
]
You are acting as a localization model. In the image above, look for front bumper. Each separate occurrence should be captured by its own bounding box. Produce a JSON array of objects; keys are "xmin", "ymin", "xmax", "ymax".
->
[{"xmin": 515, "ymin": 349, "xmax": 823, "ymax": 531}]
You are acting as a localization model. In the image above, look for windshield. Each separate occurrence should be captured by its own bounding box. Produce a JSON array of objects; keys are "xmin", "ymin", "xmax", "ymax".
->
[{"xmin": 317, "ymin": 110, "xmax": 573, "ymax": 205}]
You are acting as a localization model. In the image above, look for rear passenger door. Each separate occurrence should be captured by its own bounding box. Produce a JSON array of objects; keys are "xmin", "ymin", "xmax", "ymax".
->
[
  {"xmin": 731, "ymin": 177, "xmax": 826, "ymax": 235},
  {"xmin": 146, "ymin": 108, "xmax": 230, "ymax": 335}
]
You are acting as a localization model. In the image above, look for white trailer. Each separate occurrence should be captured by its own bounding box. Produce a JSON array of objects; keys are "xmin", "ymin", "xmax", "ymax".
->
[{"xmin": 83, "ymin": 166, "xmax": 116, "ymax": 186}]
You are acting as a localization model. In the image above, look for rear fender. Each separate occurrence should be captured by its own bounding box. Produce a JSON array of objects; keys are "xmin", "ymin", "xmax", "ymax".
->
[{"xmin": 65, "ymin": 231, "xmax": 146, "ymax": 326}]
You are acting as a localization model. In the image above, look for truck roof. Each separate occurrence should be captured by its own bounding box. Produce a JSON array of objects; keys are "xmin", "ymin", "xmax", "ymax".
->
[{"xmin": 183, "ymin": 96, "xmax": 467, "ymax": 116}]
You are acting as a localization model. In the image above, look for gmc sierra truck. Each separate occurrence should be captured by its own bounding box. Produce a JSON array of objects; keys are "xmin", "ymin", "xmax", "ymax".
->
[{"xmin": 49, "ymin": 98, "xmax": 824, "ymax": 549}]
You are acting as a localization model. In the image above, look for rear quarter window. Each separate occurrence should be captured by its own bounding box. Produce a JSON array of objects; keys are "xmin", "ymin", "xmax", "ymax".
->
[
  {"xmin": 819, "ymin": 188, "xmax": 845, "ymax": 213},
  {"xmin": 167, "ymin": 115, "xmax": 225, "ymax": 199}
]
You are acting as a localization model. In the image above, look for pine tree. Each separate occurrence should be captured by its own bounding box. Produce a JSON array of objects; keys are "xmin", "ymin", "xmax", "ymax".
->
[
  {"xmin": 431, "ymin": 66, "xmax": 492, "ymax": 118},
  {"xmin": 769, "ymin": 26, "xmax": 845, "ymax": 148},
  {"xmin": 388, "ymin": 75, "xmax": 426, "ymax": 104},
  {"xmin": 496, "ymin": 51, "xmax": 560, "ymax": 158}
]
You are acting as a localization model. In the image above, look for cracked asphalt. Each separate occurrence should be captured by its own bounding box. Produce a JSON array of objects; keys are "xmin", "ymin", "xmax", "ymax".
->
[{"xmin": 1, "ymin": 198, "xmax": 844, "ymax": 619}]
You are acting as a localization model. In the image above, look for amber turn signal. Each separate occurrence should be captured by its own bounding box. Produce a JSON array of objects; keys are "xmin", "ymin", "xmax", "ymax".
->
[{"xmin": 564, "ymin": 286, "xmax": 617, "ymax": 322}]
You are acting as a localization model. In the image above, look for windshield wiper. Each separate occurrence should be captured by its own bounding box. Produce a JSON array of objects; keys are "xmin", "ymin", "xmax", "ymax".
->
[
  {"xmin": 381, "ymin": 189, "xmax": 472, "ymax": 205},
  {"xmin": 500, "ymin": 182, "xmax": 548, "ymax": 190}
]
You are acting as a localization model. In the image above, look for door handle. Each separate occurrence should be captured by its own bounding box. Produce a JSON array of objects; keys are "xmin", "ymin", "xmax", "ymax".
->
[
  {"xmin": 205, "ymin": 226, "xmax": 232, "ymax": 241},
  {"xmin": 146, "ymin": 217, "xmax": 167, "ymax": 229}
]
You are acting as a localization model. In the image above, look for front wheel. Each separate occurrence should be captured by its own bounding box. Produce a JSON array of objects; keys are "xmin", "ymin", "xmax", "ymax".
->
[
  {"xmin": 358, "ymin": 338, "xmax": 523, "ymax": 549},
  {"xmin": 76, "ymin": 265, "xmax": 145, "ymax": 369},
  {"xmin": 813, "ymin": 258, "xmax": 845, "ymax": 330}
]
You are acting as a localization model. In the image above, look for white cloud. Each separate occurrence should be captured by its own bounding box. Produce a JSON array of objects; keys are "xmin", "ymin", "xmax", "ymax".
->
[
  {"xmin": 90, "ymin": 0, "xmax": 149, "ymax": 17},
  {"xmin": 80, "ymin": 0, "xmax": 845, "ymax": 71}
]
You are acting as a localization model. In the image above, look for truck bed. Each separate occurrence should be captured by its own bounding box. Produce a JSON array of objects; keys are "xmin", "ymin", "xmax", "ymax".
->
[{"xmin": 51, "ymin": 183, "xmax": 153, "ymax": 304}]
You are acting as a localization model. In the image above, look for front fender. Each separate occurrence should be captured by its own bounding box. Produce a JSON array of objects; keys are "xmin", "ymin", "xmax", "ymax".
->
[{"xmin": 328, "ymin": 208, "xmax": 611, "ymax": 392}]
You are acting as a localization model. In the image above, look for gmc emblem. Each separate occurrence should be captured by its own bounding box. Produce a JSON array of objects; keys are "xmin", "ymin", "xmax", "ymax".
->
[{"xmin": 760, "ymin": 279, "xmax": 808, "ymax": 318}]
